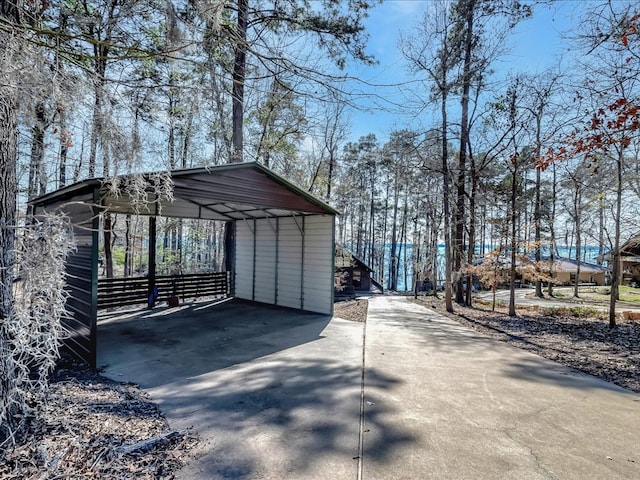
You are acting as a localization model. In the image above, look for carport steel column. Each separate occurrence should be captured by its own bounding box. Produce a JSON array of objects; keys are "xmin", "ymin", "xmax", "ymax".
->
[{"xmin": 147, "ymin": 216, "xmax": 157, "ymax": 308}]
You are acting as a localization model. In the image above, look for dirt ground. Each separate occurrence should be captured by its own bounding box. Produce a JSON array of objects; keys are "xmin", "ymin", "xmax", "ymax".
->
[
  {"xmin": 411, "ymin": 295, "xmax": 640, "ymax": 394},
  {"xmin": 0, "ymin": 353, "xmax": 197, "ymax": 480},
  {"xmin": 333, "ymin": 298, "xmax": 368, "ymax": 322}
]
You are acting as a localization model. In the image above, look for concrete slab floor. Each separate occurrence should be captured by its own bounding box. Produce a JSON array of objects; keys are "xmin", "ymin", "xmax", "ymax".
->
[
  {"xmin": 97, "ymin": 299, "xmax": 368, "ymax": 479},
  {"xmin": 97, "ymin": 296, "xmax": 640, "ymax": 480}
]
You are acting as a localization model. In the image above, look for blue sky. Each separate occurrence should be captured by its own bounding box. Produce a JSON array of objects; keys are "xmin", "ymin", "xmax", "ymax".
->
[{"xmin": 342, "ymin": 0, "xmax": 584, "ymax": 143}]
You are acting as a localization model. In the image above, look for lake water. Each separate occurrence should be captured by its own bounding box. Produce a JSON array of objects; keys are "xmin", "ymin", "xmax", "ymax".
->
[{"xmin": 357, "ymin": 243, "xmax": 606, "ymax": 291}]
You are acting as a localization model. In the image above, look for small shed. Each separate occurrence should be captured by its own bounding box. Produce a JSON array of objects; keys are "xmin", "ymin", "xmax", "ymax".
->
[
  {"xmin": 29, "ymin": 162, "xmax": 338, "ymax": 366},
  {"xmin": 334, "ymin": 246, "xmax": 375, "ymax": 298}
]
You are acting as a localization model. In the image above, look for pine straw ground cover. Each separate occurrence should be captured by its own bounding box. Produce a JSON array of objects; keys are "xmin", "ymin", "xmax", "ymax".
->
[
  {"xmin": 0, "ymin": 353, "xmax": 197, "ymax": 479},
  {"xmin": 411, "ymin": 295, "xmax": 640, "ymax": 393}
]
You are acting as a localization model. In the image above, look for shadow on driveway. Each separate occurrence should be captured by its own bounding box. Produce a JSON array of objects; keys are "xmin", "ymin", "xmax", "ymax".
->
[
  {"xmin": 98, "ymin": 299, "xmax": 333, "ymax": 388},
  {"xmin": 97, "ymin": 298, "xmax": 415, "ymax": 479}
]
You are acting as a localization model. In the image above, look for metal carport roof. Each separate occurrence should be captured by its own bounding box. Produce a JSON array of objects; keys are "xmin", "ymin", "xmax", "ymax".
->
[{"xmin": 30, "ymin": 161, "xmax": 339, "ymax": 219}]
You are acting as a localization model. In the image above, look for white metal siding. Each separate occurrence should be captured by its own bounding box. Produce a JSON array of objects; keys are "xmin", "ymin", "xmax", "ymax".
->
[
  {"xmin": 253, "ymin": 220, "xmax": 277, "ymax": 304},
  {"xmin": 276, "ymin": 217, "xmax": 303, "ymax": 310},
  {"xmin": 302, "ymin": 216, "xmax": 334, "ymax": 314},
  {"xmin": 235, "ymin": 220, "xmax": 254, "ymax": 300},
  {"xmin": 234, "ymin": 214, "xmax": 334, "ymax": 315}
]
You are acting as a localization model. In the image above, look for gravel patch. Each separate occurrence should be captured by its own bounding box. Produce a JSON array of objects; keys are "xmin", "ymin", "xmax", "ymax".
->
[{"xmin": 334, "ymin": 298, "xmax": 368, "ymax": 322}]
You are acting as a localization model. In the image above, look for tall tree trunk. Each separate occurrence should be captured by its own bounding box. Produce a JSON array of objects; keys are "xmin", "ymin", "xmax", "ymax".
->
[
  {"xmin": 442, "ymin": 91, "xmax": 453, "ymax": 312},
  {"xmin": 609, "ymin": 149, "xmax": 623, "ymax": 328},
  {"xmin": 181, "ymin": 98, "xmax": 196, "ymax": 168},
  {"xmin": 380, "ymin": 175, "xmax": 390, "ymax": 288},
  {"xmin": 534, "ymin": 163, "xmax": 543, "ymax": 296},
  {"xmin": 597, "ymin": 192, "xmax": 604, "ymax": 265},
  {"xmin": 534, "ymin": 109, "xmax": 543, "ymax": 297},
  {"xmin": 548, "ymin": 162, "xmax": 557, "ymax": 296},
  {"xmin": 508, "ymin": 84, "xmax": 518, "ymax": 317},
  {"xmin": 0, "ymin": 98, "xmax": 18, "ymax": 445},
  {"xmin": 400, "ymin": 193, "xmax": 408, "ymax": 290},
  {"xmin": 88, "ymin": 81, "xmax": 103, "ymax": 177},
  {"xmin": 256, "ymin": 77, "xmax": 278, "ymax": 167},
  {"xmin": 124, "ymin": 214, "xmax": 132, "ymax": 277},
  {"xmin": 56, "ymin": 8, "xmax": 69, "ymax": 188},
  {"xmin": 58, "ymin": 112, "xmax": 69, "ymax": 188},
  {"xmin": 509, "ymin": 165, "xmax": 518, "ymax": 317},
  {"xmin": 327, "ymin": 147, "xmax": 335, "ymax": 200},
  {"xmin": 413, "ymin": 227, "xmax": 421, "ymax": 298},
  {"xmin": 231, "ymin": 0, "xmax": 248, "ymax": 163},
  {"xmin": 104, "ymin": 213, "xmax": 114, "ymax": 278},
  {"xmin": 465, "ymin": 154, "xmax": 477, "ymax": 306},
  {"xmin": 454, "ymin": 0, "xmax": 475, "ymax": 304},
  {"xmin": 0, "ymin": 85, "xmax": 18, "ymax": 321},
  {"xmin": 0, "ymin": 15, "xmax": 21, "ymax": 443},
  {"xmin": 573, "ymin": 186, "xmax": 582, "ymax": 298},
  {"xmin": 168, "ymin": 88, "xmax": 177, "ymax": 169},
  {"xmin": 388, "ymin": 170, "xmax": 400, "ymax": 291},
  {"xmin": 431, "ymin": 211, "xmax": 440, "ymax": 298},
  {"xmin": 28, "ymin": 101, "xmax": 47, "ymax": 200},
  {"xmin": 368, "ymin": 177, "xmax": 376, "ymax": 267}
]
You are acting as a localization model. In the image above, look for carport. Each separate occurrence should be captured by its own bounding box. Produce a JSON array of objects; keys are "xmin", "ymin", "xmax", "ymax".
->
[{"xmin": 29, "ymin": 162, "xmax": 338, "ymax": 367}]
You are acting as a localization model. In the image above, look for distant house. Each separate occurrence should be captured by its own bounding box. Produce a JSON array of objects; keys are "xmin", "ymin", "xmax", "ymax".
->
[
  {"xmin": 335, "ymin": 246, "xmax": 380, "ymax": 299},
  {"xmin": 614, "ymin": 234, "xmax": 640, "ymax": 286},
  {"xmin": 546, "ymin": 257, "xmax": 608, "ymax": 286},
  {"xmin": 474, "ymin": 254, "xmax": 607, "ymax": 287}
]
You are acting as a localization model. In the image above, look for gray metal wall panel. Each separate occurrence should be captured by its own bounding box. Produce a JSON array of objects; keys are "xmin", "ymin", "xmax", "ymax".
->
[
  {"xmin": 276, "ymin": 217, "xmax": 303, "ymax": 310},
  {"xmin": 253, "ymin": 220, "xmax": 276, "ymax": 304},
  {"xmin": 35, "ymin": 191, "xmax": 99, "ymax": 366}
]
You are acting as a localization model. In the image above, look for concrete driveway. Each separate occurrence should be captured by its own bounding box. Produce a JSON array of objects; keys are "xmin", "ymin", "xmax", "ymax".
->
[
  {"xmin": 98, "ymin": 296, "xmax": 640, "ymax": 479},
  {"xmin": 97, "ymin": 299, "xmax": 369, "ymax": 479},
  {"xmin": 363, "ymin": 296, "xmax": 639, "ymax": 480}
]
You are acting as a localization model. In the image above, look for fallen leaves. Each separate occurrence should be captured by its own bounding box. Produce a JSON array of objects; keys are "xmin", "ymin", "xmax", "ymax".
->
[
  {"xmin": 334, "ymin": 299, "xmax": 368, "ymax": 323},
  {"xmin": 0, "ymin": 354, "xmax": 197, "ymax": 479}
]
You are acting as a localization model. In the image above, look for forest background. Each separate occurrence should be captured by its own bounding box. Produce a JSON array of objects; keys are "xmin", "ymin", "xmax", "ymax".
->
[
  {"xmin": 1, "ymin": 0, "xmax": 640, "ymax": 445},
  {"xmin": 1, "ymin": 0, "xmax": 640, "ymax": 305}
]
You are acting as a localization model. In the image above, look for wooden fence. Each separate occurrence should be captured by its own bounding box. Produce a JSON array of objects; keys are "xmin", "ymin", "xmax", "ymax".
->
[{"xmin": 97, "ymin": 272, "xmax": 229, "ymax": 310}]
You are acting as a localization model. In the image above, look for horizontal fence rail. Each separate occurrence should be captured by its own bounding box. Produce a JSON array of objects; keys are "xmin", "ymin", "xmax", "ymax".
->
[{"xmin": 97, "ymin": 271, "xmax": 229, "ymax": 310}]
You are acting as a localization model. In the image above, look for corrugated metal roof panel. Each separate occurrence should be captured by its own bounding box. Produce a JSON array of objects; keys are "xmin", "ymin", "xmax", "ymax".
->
[{"xmin": 29, "ymin": 162, "xmax": 339, "ymax": 220}]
